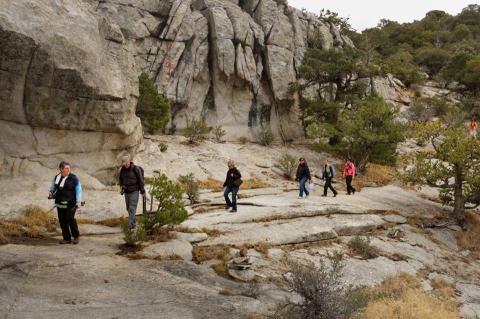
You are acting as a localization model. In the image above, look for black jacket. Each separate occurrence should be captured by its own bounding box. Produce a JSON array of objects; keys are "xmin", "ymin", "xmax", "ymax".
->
[
  {"xmin": 119, "ymin": 163, "xmax": 145, "ymax": 193},
  {"xmin": 296, "ymin": 164, "xmax": 311, "ymax": 181},
  {"xmin": 223, "ymin": 168, "xmax": 242, "ymax": 188},
  {"xmin": 53, "ymin": 174, "xmax": 81, "ymax": 205}
]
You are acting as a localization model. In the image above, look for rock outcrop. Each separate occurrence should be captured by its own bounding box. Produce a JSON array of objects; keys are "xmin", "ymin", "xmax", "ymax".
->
[
  {"xmin": 0, "ymin": 0, "xmax": 142, "ymax": 183},
  {"xmin": 91, "ymin": 0, "xmax": 352, "ymax": 141},
  {"xmin": 0, "ymin": 0, "xmax": 352, "ymax": 181}
]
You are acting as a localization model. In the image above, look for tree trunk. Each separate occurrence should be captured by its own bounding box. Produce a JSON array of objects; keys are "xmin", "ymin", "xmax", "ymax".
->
[{"xmin": 453, "ymin": 168, "xmax": 466, "ymax": 227}]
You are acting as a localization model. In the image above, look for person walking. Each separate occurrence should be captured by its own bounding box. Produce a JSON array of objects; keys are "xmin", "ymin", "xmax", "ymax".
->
[
  {"xmin": 322, "ymin": 159, "xmax": 337, "ymax": 197},
  {"xmin": 48, "ymin": 161, "xmax": 82, "ymax": 244},
  {"xmin": 119, "ymin": 156, "xmax": 145, "ymax": 229},
  {"xmin": 223, "ymin": 160, "xmax": 242, "ymax": 213},
  {"xmin": 343, "ymin": 158, "xmax": 356, "ymax": 195},
  {"xmin": 469, "ymin": 119, "xmax": 478, "ymax": 137},
  {"xmin": 295, "ymin": 157, "xmax": 311, "ymax": 199}
]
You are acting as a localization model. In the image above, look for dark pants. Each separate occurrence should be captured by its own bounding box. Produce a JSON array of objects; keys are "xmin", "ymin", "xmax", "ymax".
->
[
  {"xmin": 224, "ymin": 186, "xmax": 239, "ymax": 210},
  {"xmin": 57, "ymin": 206, "xmax": 79, "ymax": 241},
  {"xmin": 324, "ymin": 177, "xmax": 337, "ymax": 196},
  {"xmin": 299, "ymin": 177, "xmax": 309, "ymax": 197},
  {"xmin": 346, "ymin": 175, "xmax": 356, "ymax": 194},
  {"xmin": 125, "ymin": 191, "xmax": 140, "ymax": 229}
]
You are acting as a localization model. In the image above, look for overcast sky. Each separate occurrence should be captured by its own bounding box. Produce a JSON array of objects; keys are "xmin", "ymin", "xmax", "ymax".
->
[{"xmin": 288, "ymin": 0, "xmax": 479, "ymax": 31}]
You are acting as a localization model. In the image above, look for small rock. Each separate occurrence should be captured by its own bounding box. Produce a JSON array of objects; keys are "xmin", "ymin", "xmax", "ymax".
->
[
  {"xmin": 383, "ymin": 214, "xmax": 407, "ymax": 224},
  {"xmin": 172, "ymin": 232, "xmax": 208, "ymax": 244},
  {"xmin": 228, "ymin": 269, "xmax": 256, "ymax": 282},
  {"xmin": 387, "ymin": 227, "xmax": 406, "ymax": 240},
  {"xmin": 268, "ymin": 248, "xmax": 285, "ymax": 260},
  {"xmin": 447, "ymin": 225, "xmax": 462, "ymax": 232},
  {"xmin": 140, "ymin": 240, "xmax": 193, "ymax": 261}
]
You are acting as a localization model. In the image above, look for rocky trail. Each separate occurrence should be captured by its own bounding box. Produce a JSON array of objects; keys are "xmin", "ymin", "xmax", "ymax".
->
[{"xmin": 1, "ymin": 173, "xmax": 480, "ymax": 318}]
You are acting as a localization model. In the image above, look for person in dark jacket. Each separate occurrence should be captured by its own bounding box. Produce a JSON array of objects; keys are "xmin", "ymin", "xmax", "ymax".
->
[
  {"xmin": 322, "ymin": 159, "xmax": 337, "ymax": 197},
  {"xmin": 119, "ymin": 155, "xmax": 145, "ymax": 229},
  {"xmin": 295, "ymin": 157, "xmax": 311, "ymax": 199},
  {"xmin": 48, "ymin": 161, "xmax": 83, "ymax": 244},
  {"xmin": 223, "ymin": 160, "xmax": 242, "ymax": 213}
]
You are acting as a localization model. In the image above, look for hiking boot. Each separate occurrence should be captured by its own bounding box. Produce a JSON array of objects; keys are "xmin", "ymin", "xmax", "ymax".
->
[
  {"xmin": 229, "ymin": 209, "xmax": 237, "ymax": 213},
  {"xmin": 72, "ymin": 237, "xmax": 80, "ymax": 245},
  {"xmin": 225, "ymin": 206, "xmax": 230, "ymax": 210},
  {"xmin": 322, "ymin": 194, "xmax": 327, "ymax": 197},
  {"xmin": 59, "ymin": 239, "xmax": 71, "ymax": 245},
  {"xmin": 334, "ymin": 193, "xmax": 337, "ymax": 197}
]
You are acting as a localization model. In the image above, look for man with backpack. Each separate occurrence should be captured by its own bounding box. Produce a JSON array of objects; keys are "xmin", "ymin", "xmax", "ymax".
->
[
  {"xmin": 119, "ymin": 155, "xmax": 145, "ymax": 229},
  {"xmin": 322, "ymin": 159, "xmax": 337, "ymax": 197}
]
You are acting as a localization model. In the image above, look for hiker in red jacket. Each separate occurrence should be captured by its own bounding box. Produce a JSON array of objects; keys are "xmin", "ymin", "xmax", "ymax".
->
[{"xmin": 342, "ymin": 158, "xmax": 356, "ymax": 195}]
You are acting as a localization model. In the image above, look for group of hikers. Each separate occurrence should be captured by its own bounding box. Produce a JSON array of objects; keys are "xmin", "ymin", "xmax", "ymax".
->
[{"xmin": 47, "ymin": 156, "xmax": 357, "ymax": 244}]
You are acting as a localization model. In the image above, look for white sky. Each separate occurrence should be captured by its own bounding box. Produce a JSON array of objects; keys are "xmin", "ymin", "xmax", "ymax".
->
[{"xmin": 288, "ymin": 0, "xmax": 479, "ymax": 31}]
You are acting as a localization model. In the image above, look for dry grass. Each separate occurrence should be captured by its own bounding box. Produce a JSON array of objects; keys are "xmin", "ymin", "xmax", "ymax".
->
[
  {"xmin": 0, "ymin": 205, "xmax": 57, "ymax": 244},
  {"xmin": 242, "ymin": 178, "xmax": 271, "ymax": 189},
  {"xmin": 198, "ymin": 178, "xmax": 223, "ymax": 191},
  {"xmin": 201, "ymin": 227, "xmax": 222, "ymax": 237},
  {"xmin": 97, "ymin": 217, "xmax": 123, "ymax": 227},
  {"xmin": 212, "ymin": 261, "xmax": 230, "ymax": 277},
  {"xmin": 364, "ymin": 273, "xmax": 459, "ymax": 319},
  {"xmin": 430, "ymin": 277, "xmax": 456, "ymax": 299},
  {"xmin": 347, "ymin": 236, "xmax": 379, "ymax": 259},
  {"xmin": 241, "ymin": 242, "xmax": 271, "ymax": 255},
  {"xmin": 152, "ymin": 227, "xmax": 175, "ymax": 242},
  {"xmin": 192, "ymin": 244, "xmax": 230, "ymax": 263},
  {"xmin": 355, "ymin": 164, "xmax": 396, "ymax": 190},
  {"xmin": 457, "ymin": 212, "xmax": 480, "ymax": 259},
  {"xmin": 219, "ymin": 288, "xmax": 235, "ymax": 296}
]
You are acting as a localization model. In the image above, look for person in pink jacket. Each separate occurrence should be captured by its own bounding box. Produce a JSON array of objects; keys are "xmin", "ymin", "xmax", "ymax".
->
[{"xmin": 343, "ymin": 159, "xmax": 356, "ymax": 195}]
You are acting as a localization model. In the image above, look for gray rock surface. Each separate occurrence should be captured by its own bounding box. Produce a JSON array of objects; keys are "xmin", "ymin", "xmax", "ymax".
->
[
  {"xmin": 140, "ymin": 239, "xmax": 193, "ymax": 261},
  {"xmin": 0, "ymin": 0, "xmax": 142, "ymax": 183}
]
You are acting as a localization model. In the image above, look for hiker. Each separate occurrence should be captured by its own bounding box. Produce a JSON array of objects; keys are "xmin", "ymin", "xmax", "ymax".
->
[
  {"xmin": 48, "ymin": 161, "xmax": 82, "ymax": 244},
  {"xmin": 322, "ymin": 159, "xmax": 337, "ymax": 197},
  {"xmin": 469, "ymin": 120, "xmax": 478, "ymax": 137},
  {"xmin": 342, "ymin": 159, "xmax": 356, "ymax": 195},
  {"xmin": 119, "ymin": 156, "xmax": 145, "ymax": 229},
  {"xmin": 223, "ymin": 160, "xmax": 242, "ymax": 213},
  {"xmin": 295, "ymin": 157, "xmax": 311, "ymax": 199}
]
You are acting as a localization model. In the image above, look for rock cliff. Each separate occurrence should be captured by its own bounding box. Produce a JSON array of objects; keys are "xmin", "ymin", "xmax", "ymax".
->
[{"xmin": 0, "ymin": 0, "xmax": 353, "ymax": 181}]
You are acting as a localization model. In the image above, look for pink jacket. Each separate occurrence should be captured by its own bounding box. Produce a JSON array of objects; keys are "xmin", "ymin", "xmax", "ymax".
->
[{"xmin": 343, "ymin": 162, "xmax": 356, "ymax": 177}]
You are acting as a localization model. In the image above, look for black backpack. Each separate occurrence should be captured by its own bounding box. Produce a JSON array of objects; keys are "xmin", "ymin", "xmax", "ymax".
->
[{"xmin": 133, "ymin": 165, "xmax": 144, "ymax": 180}]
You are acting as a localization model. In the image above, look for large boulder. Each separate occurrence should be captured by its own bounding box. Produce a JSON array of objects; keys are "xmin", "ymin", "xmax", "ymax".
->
[{"xmin": 0, "ymin": 0, "xmax": 142, "ymax": 183}]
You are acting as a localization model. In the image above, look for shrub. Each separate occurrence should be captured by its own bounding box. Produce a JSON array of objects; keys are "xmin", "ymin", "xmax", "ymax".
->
[
  {"xmin": 347, "ymin": 236, "xmax": 378, "ymax": 259},
  {"xmin": 184, "ymin": 117, "xmax": 211, "ymax": 144},
  {"xmin": 212, "ymin": 125, "xmax": 226, "ymax": 143},
  {"xmin": 364, "ymin": 273, "xmax": 458, "ymax": 319},
  {"xmin": 275, "ymin": 153, "xmax": 298, "ymax": 180},
  {"xmin": 274, "ymin": 252, "xmax": 368, "ymax": 319},
  {"xmin": 239, "ymin": 136, "xmax": 249, "ymax": 144},
  {"xmin": 120, "ymin": 218, "xmax": 147, "ymax": 247},
  {"xmin": 256, "ymin": 126, "xmax": 274, "ymax": 146},
  {"xmin": 0, "ymin": 205, "xmax": 56, "ymax": 244},
  {"xmin": 143, "ymin": 171, "xmax": 188, "ymax": 235},
  {"xmin": 159, "ymin": 143, "xmax": 168, "ymax": 152},
  {"xmin": 136, "ymin": 73, "xmax": 170, "ymax": 134},
  {"xmin": 178, "ymin": 173, "xmax": 200, "ymax": 204}
]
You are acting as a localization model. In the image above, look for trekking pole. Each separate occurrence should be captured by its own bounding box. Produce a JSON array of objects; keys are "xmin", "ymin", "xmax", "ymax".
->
[{"xmin": 142, "ymin": 194, "xmax": 147, "ymax": 215}]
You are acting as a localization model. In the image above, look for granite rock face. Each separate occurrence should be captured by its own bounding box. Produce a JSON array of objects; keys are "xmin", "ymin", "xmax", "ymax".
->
[
  {"xmin": 0, "ymin": 0, "xmax": 142, "ymax": 182},
  {"xmin": 94, "ymin": 0, "xmax": 352, "ymax": 142},
  {"xmin": 0, "ymin": 0, "xmax": 351, "ymax": 181}
]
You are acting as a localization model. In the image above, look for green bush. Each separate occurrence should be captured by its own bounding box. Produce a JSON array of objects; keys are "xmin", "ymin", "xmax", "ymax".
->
[
  {"xmin": 274, "ymin": 252, "xmax": 368, "ymax": 319},
  {"xmin": 238, "ymin": 136, "xmax": 249, "ymax": 144},
  {"xmin": 184, "ymin": 117, "xmax": 211, "ymax": 144},
  {"xmin": 159, "ymin": 143, "xmax": 168, "ymax": 152},
  {"xmin": 257, "ymin": 126, "xmax": 274, "ymax": 146},
  {"xmin": 136, "ymin": 73, "xmax": 170, "ymax": 134},
  {"xmin": 143, "ymin": 172, "xmax": 188, "ymax": 235},
  {"xmin": 212, "ymin": 125, "xmax": 226, "ymax": 143},
  {"xmin": 347, "ymin": 236, "xmax": 378, "ymax": 259},
  {"xmin": 178, "ymin": 173, "xmax": 200, "ymax": 205},
  {"xmin": 275, "ymin": 153, "xmax": 298, "ymax": 180},
  {"xmin": 120, "ymin": 219, "xmax": 147, "ymax": 247}
]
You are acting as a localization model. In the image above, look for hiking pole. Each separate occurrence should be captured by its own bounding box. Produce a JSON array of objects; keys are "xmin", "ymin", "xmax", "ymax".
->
[{"xmin": 142, "ymin": 194, "xmax": 147, "ymax": 215}]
